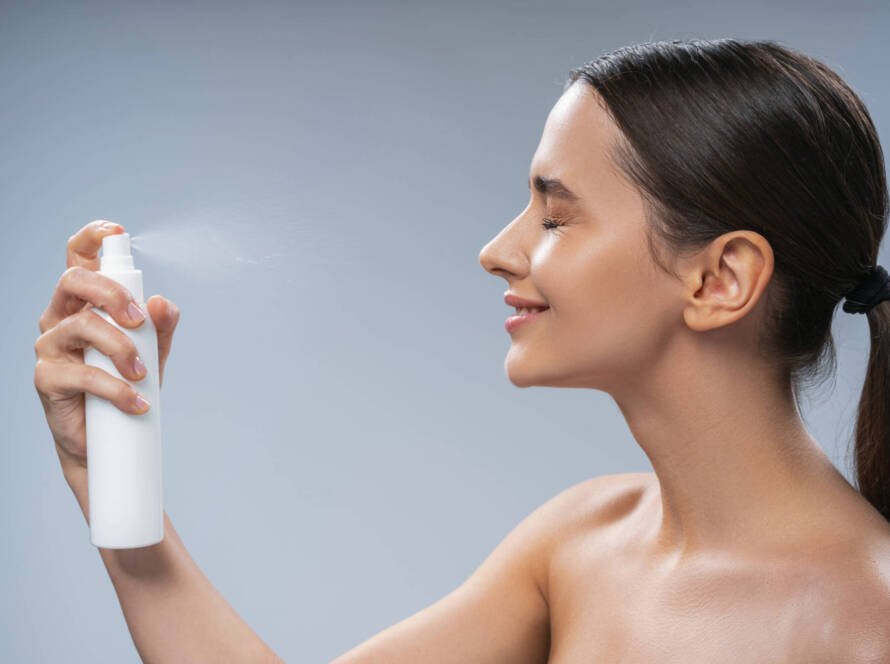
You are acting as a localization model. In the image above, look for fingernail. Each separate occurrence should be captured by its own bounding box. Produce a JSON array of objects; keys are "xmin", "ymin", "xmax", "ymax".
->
[
  {"xmin": 101, "ymin": 221, "xmax": 121, "ymax": 231},
  {"xmin": 133, "ymin": 393, "xmax": 150, "ymax": 412},
  {"xmin": 128, "ymin": 302, "xmax": 145, "ymax": 322},
  {"xmin": 133, "ymin": 355, "xmax": 146, "ymax": 377}
]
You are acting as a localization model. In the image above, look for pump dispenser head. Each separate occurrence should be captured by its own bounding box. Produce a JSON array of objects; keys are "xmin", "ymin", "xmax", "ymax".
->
[
  {"xmin": 100, "ymin": 232, "xmax": 144, "ymax": 302},
  {"xmin": 101, "ymin": 232, "xmax": 135, "ymax": 271}
]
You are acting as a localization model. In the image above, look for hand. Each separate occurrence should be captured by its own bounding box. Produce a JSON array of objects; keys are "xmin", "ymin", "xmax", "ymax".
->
[{"xmin": 33, "ymin": 220, "xmax": 181, "ymax": 476}]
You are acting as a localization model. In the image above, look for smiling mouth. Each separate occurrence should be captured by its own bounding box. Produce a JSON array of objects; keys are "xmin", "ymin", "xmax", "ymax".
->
[{"xmin": 505, "ymin": 307, "xmax": 549, "ymax": 332}]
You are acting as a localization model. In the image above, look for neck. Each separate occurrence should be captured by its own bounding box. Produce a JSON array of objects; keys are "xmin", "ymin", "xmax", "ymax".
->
[{"xmin": 609, "ymin": 330, "xmax": 853, "ymax": 557}]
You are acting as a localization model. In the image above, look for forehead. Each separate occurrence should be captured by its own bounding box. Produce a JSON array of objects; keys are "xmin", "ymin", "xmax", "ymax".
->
[{"xmin": 530, "ymin": 82, "xmax": 623, "ymax": 196}]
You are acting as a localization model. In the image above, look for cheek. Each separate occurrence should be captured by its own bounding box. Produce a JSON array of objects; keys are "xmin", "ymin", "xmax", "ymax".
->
[
  {"xmin": 542, "ymin": 230, "xmax": 669, "ymax": 359},
  {"xmin": 541, "ymin": 229, "xmax": 647, "ymax": 315}
]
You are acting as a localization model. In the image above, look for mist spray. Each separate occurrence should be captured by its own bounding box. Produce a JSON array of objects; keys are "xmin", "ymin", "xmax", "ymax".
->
[{"xmin": 83, "ymin": 232, "xmax": 164, "ymax": 548}]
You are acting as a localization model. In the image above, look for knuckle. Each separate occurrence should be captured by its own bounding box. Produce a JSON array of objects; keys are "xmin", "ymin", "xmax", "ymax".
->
[
  {"xmin": 74, "ymin": 309, "xmax": 95, "ymax": 332},
  {"xmin": 33, "ymin": 332, "xmax": 51, "ymax": 359},
  {"xmin": 33, "ymin": 359, "xmax": 59, "ymax": 395},
  {"xmin": 33, "ymin": 360, "xmax": 48, "ymax": 390},
  {"xmin": 81, "ymin": 364, "xmax": 98, "ymax": 390},
  {"xmin": 54, "ymin": 311, "xmax": 82, "ymax": 338},
  {"xmin": 58, "ymin": 266, "xmax": 86, "ymax": 294},
  {"xmin": 61, "ymin": 265, "xmax": 86, "ymax": 283}
]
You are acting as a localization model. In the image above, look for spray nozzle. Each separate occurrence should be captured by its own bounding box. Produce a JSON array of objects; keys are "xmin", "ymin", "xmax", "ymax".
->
[
  {"xmin": 101, "ymin": 232, "xmax": 135, "ymax": 271},
  {"xmin": 98, "ymin": 231, "xmax": 143, "ymax": 302}
]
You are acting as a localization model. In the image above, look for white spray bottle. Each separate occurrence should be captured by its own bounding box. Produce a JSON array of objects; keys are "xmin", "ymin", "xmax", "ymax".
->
[{"xmin": 83, "ymin": 232, "xmax": 164, "ymax": 548}]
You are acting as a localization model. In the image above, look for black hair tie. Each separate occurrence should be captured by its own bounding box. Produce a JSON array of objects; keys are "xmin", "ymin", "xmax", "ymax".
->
[{"xmin": 843, "ymin": 264, "xmax": 890, "ymax": 314}]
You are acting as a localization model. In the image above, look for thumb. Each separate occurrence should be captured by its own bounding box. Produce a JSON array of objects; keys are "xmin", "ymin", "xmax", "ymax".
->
[{"xmin": 145, "ymin": 295, "xmax": 180, "ymax": 387}]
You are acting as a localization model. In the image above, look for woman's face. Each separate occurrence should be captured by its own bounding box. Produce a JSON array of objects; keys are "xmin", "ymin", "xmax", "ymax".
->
[{"xmin": 478, "ymin": 81, "xmax": 680, "ymax": 391}]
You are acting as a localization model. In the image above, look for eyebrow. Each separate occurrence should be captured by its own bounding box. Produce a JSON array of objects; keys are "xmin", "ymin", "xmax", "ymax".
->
[{"xmin": 528, "ymin": 174, "xmax": 581, "ymax": 203}]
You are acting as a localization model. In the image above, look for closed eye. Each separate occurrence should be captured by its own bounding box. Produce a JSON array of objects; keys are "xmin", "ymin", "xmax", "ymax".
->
[{"xmin": 542, "ymin": 217, "xmax": 565, "ymax": 230}]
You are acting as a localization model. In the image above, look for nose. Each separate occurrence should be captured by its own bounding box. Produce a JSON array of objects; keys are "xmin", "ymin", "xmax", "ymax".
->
[{"xmin": 479, "ymin": 221, "xmax": 526, "ymax": 280}]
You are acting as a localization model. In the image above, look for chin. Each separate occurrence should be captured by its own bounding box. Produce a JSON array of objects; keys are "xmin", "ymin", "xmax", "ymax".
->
[
  {"xmin": 504, "ymin": 356, "xmax": 535, "ymax": 388},
  {"xmin": 507, "ymin": 374, "xmax": 537, "ymax": 388},
  {"xmin": 504, "ymin": 354, "xmax": 560, "ymax": 388},
  {"xmin": 504, "ymin": 354, "xmax": 599, "ymax": 390}
]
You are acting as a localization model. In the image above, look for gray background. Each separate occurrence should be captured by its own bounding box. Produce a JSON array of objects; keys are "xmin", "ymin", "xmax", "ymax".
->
[{"xmin": 2, "ymin": 1, "xmax": 888, "ymax": 661}]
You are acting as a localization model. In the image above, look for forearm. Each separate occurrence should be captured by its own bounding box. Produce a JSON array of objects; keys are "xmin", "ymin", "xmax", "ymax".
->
[{"xmin": 64, "ymin": 465, "xmax": 284, "ymax": 664}]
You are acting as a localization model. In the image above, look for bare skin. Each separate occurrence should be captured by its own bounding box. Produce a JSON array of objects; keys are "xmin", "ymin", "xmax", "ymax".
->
[
  {"xmin": 35, "ymin": 82, "xmax": 890, "ymax": 661},
  {"xmin": 478, "ymin": 80, "xmax": 890, "ymax": 661},
  {"xmin": 543, "ymin": 474, "xmax": 890, "ymax": 663}
]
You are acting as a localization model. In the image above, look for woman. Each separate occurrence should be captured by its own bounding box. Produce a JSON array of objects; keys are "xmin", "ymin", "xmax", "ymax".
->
[{"xmin": 34, "ymin": 38, "xmax": 890, "ymax": 662}]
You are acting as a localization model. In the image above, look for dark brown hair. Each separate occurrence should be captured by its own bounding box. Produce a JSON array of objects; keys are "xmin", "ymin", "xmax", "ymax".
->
[{"xmin": 565, "ymin": 39, "xmax": 890, "ymax": 520}]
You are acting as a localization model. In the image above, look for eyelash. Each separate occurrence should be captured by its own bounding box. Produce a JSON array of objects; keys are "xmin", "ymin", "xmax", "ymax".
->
[{"xmin": 541, "ymin": 216, "xmax": 565, "ymax": 231}]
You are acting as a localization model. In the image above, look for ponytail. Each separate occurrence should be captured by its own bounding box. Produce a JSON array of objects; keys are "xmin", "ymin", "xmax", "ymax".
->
[{"xmin": 851, "ymin": 297, "xmax": 890, "ymax": 521}]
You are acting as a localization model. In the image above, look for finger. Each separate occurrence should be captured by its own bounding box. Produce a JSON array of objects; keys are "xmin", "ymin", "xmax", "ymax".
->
[
  {"xmin": 34, "ymin": 309, "xmax": 148, "ymax": 382},
  {"xmin": 66, "ymin": 220, "xmax": 125, "ymax": 270},
  {"xmin": 146, "ymin": 295, "xmax": 180, "ymax": 334},
  {"xmin": 33, "ymin": 358, "xmax": 150, "ymax": 415},
  {"xmin": 146, "ymin": 295, "xmax": 180, "ymax": 387},
  {"xmin": 39, "ymin": 265, "xmax": 146, "ymax": 334}
]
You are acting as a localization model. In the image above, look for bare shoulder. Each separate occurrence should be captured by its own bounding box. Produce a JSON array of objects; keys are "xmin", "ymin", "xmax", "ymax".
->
[
  {"xmin": 534, "ymin": 472, "xmax": 655, "ymax": 537},
  {"xmin": 566, "ymin": 471, "xmax": 656, "ymax": 520},
  {"xmin": 527, "ymin": 473, "xmax": 655, "ymax": 588},
  {"xmin": 790, "ymin": 533, "xmax": 890, "ymax": 662},
  {"xmin": 553, "ymin": 471, "xmax": 655, "ymax": 508}
]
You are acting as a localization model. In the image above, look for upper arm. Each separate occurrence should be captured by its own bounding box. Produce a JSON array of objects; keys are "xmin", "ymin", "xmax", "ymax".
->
[{"xmin": 330, "ymin": 477, "xmax": 608, "ymax": 664}]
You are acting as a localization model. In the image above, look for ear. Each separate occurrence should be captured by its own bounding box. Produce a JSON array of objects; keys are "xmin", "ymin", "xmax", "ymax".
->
[{"xmin": 679, "ymin": 231, "xmax": 774, "ymax": 333}]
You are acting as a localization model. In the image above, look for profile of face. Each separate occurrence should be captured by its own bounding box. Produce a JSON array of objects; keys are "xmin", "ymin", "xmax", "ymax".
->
[{"xmin": 478, "ymin": 81, "xmax": 684, "ymax": 392}]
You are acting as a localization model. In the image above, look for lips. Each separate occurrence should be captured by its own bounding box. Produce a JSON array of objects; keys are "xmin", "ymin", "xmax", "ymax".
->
[
  {"xmin": 505, "ymin": 307, "xmax": 548, "ymax": 333},
  {"xmin": 504, "ymin": 293, "xmax": 550, "ymax": 309}
]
